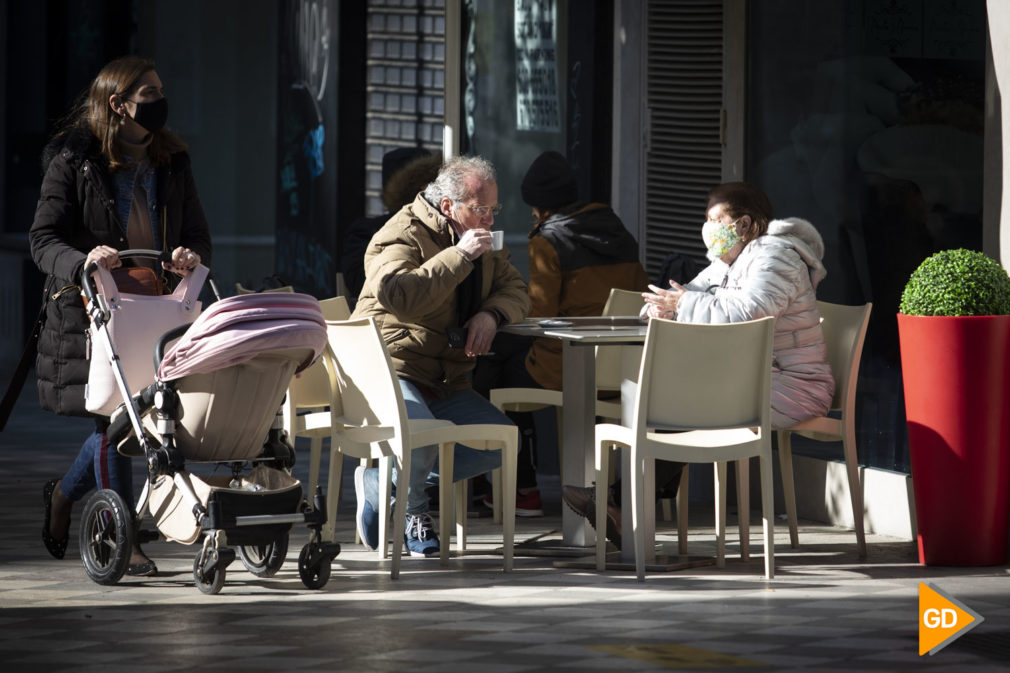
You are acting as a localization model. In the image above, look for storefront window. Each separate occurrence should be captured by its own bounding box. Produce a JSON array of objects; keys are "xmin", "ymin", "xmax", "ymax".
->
[
  {"xmin": 746, "ymin": 0, "xmax": 986, "ymax": 472},
  {"xmin": 462, "ymin": 0, "xmax": 569, "ymax": 277}
]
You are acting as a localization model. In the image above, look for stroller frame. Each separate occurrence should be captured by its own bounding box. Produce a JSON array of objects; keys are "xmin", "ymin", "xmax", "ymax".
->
[{"xmin": 81, "ymin": 251, "xmax": 339, "ymax": 593}]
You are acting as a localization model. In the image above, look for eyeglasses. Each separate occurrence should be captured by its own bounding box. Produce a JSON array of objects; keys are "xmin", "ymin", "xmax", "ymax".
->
[{"xmin": 461, "ymin": 202, "xmax": 503, "ymax": 217}]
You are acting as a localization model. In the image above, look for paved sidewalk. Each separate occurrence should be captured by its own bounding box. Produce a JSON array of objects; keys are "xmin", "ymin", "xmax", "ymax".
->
[{"xmin": 2, "ymin": 373, "xmax": 1009, "ymax": 672}]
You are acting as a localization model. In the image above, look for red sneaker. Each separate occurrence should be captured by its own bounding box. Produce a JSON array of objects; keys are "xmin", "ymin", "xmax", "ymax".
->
[{"xmin": 482, "ymin": 489, "xmax": 544, "ymax": 517}]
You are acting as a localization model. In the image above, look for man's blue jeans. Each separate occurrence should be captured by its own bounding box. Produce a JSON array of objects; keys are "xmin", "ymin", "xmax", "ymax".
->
[{"xmin": 397, "ymin": 379, "xmax": 509, "ymax": 516}]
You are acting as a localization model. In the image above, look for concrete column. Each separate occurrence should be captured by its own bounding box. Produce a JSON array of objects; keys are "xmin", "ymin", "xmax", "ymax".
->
[{"xmin": 987, "ymin": 1, "xmax": 1010, "ymax": 264}]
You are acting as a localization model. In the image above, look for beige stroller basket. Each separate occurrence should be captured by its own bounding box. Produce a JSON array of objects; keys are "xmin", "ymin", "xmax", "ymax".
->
[{"xmin": 147, "ymin": 348, "xmax": 311, "ymax": 545}]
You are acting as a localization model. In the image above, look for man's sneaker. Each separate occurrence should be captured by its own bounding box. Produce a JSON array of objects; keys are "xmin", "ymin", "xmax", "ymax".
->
[
  {"xmin": 561, "ymin": 485, "xmax": 621, "ymax": 547},
  {"xmin": 482, "ymin": 488, "xmax": 544, "ymax": 517},
  {"xmin": 404, "ymin": 513, "xmax": 440, "ymax": 557},
  {"xmin": 354, "ymin": 466, "xmax": 380, "ymax": 551}
]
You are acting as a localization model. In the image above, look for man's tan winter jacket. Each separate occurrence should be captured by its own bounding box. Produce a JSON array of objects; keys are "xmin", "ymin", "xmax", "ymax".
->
[{"xmin": 352, "ymin": 193, "xmax": 531, "ymax": 396}]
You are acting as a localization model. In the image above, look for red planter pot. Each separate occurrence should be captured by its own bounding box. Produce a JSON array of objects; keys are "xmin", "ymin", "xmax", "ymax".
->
[{"xmin": 897, "ymin": 313, "xmax": 1010, "ymax": 566}]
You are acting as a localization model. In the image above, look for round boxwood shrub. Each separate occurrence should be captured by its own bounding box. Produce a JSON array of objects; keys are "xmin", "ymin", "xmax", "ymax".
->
[{"xmin": 900, "ymin": 248, "xmax": 1010, "ymax": 316}]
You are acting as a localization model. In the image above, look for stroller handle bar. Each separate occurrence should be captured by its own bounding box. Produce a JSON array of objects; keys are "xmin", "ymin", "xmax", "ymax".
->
[
  {"xmin": 81, "ymin": 249, "xmax": 222, "ymax": 325},
  {"xmin": 80, "ymin": 249, "xmax": 171, "ymax": 309}
]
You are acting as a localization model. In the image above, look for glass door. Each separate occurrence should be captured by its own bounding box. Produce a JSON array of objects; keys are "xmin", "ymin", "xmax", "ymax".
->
[{"xmin": 449, "ymin": 0, "xmax": 612, "ymax": 278}]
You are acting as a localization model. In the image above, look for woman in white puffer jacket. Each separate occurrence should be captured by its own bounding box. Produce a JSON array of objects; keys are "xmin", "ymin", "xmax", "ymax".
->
[{"xmin": 643, "ymin": 182, "xmax": 834, "ymax": 428}]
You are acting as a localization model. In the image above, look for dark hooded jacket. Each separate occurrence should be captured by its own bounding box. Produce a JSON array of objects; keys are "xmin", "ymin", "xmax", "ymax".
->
[
  {"xmin": 525, "ymin": 202, "xmax": 649, "ymax": 390},
  {"xmin": 29, "ymin": 125, "xmax": 212, "ymax": 417}
]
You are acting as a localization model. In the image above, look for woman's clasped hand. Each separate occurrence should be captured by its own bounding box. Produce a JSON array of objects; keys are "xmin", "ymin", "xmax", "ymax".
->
[{"xmin": 642, "ymin": 282, "xmax": 686, "ymax": 320}]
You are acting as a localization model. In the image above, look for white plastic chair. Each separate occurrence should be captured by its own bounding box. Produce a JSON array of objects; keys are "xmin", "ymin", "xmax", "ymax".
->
[
  {"xmin": 322, "ymin": 317, "xmax": 518, "ymax": 578},
  {"xmin": 280, "ymin": 296, "xmax": 351, "ymax": 501},
  {"xmin": 777, "ymin": 301, "xmax": 872, "ymax": 557},
  {"xmin": 595, "ymin": 316, "xmax": 776, "ymax": 581}
]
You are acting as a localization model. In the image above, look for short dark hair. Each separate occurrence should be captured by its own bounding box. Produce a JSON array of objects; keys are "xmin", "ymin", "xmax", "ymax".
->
[{"xmin": 706, "ymin": 182, "xmax": 773, "ymax": 244}]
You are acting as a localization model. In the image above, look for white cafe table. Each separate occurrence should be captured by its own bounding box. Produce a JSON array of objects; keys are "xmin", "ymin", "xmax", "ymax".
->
[
  {"xmin": 500, "ymin": 317, "xmax": 644, "ymax": 552},
  {"xmin": 501, "ymin": 316, "xmax": 716, "ymax": 571}
]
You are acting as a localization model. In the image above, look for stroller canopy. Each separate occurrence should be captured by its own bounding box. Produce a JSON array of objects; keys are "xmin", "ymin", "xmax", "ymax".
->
[{"xmin": 157, "ymin": 292, "xmax": 327, "ymax": 382}]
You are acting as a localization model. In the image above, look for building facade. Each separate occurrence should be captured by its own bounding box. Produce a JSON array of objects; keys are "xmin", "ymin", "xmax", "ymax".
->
[{"xmin": 1, "ymin": 0, "xmax": 998, "ymax": 535}]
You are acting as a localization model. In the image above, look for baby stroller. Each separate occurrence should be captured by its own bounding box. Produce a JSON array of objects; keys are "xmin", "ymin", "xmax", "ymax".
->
[{"xmin": 80, "ymin": 251, "xmax": 340, "ymax": 593}]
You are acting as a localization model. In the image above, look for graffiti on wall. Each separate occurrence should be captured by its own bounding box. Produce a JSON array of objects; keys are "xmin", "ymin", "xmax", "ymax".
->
[{"xmin": 277, "ymin": 0, "xmax": 336, "ymax": 297}]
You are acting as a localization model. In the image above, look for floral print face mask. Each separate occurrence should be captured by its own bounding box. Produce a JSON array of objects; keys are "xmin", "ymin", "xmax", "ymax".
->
[{"xmin": 701, "ymin": 219, "xmax": 741, "ymax": 261}]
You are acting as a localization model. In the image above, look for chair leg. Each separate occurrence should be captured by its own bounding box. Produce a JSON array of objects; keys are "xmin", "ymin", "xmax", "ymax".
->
[
  {"xmin": 378, "ymin": 456, "xmax": 392, "ymax": 560},
  {"xmin": 491, "ymin": 466, "xmax": 502, "ymax": 524},
  {"xmin": 676, "ymin": 469, "xmax": 689, "ymax": 555},
  {"xmin": 555, "ymin": 406, "xmax": 564, "ymax": 479},
  {"xmin": 353, "ymin": 457, "xmax": 370, "ymax": 545},
  {"xmin": 736, "ymin": 458, "xmax": 750, "ymax": 562},
  {"xmin": 455, "ymin": 479, "xmax": 467, "ymax": 553},
  {"xmin": 439, "ymin": 443, "xmax": 455, "ymax": 568},
  {"xmin": 390, "ymin": 452, "xmax": 410, "ymax": 579},
  {"xmin": 842, "ymin": 424, "xmax": 867, "ymax": 558},
  {"xmin": 660, "ymin": 497, "xmax": 674, "ymax": 522},
  {"xmin": 328, "ymin": 450, "xmax": 344, "ymax": 530},
  {"xmin": 594, "ymin": 439, "xmax": 611, "ymax": 571},
  {"xmin": 308, "ymin": 435, "xmax": 322, "ymax": 503},
  {"xmin": 777, "ymin": 430, "xmax": 800, "ymax": 549},
  {"xmin": 502, "ymin": 433, "xmax": 517, "ymax": 572},
  {"xmin": 714, "ymin": 462, "xmax": 728, "ymax": 568},
  {"xmin": 633, "ymin": 447, "xmax": 647, "ymax": 582},
  {"xmin": 759, "ymin": 452, "xmax": 775, "ymax": 580},
  {"xmin": 323, "ymin": 447, "xmax": 341, "ymax": 544}
]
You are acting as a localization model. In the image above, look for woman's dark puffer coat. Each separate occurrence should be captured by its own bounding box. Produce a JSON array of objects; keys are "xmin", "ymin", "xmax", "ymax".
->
[{"xmin": 29, "ymin": 127, "xmax": 212, "ymax": 417}]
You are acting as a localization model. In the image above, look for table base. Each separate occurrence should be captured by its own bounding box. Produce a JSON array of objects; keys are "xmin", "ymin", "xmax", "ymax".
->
[
  {"xmin": 503, "ymin": 533, "xmax": 718, "ymax": 571},
  {"xmin": 505, "ymin": 531, "xmax": 599, "ymax": 558}
]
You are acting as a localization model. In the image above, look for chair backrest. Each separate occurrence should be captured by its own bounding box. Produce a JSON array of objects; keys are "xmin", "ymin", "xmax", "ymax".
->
[
  {"xmin": 235, "ymin": 283, "xmax": 295, "ymax": 295},
  {"xmin": 288, "ymin": 296, "xmax": 351, "ymax": 409},
  {"xmin": 596, "ymin": 288, "xmax": 647, "ymax": 391},
  {"xmin": 815, "ymin": 301, "xmax": 872, "ymax": 412},
  {"xmin": 602, "ymin": 288, "xmax": 645, "ymax": 316},
  {"xmin": 319, "ymin": 295, "xmax": 351, "ymax": 321},
  {"xmin": 632, "ymin": 317, "xmax": 775, "ymax": 433},
  {"xmin": 323, "ymin": 317, "xmax": 408, "ymax": 437}
]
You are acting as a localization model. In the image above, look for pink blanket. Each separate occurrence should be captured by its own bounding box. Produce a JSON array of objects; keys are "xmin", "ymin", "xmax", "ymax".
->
[{"xmin": 157, "ymin": 292, "xmax": 327, "ymax": 381}]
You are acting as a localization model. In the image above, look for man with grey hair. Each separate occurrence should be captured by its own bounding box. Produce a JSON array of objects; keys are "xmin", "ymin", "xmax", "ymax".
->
[{"xmin": 351, "ymin": 155, "xmax": 531, "ymax": 557}]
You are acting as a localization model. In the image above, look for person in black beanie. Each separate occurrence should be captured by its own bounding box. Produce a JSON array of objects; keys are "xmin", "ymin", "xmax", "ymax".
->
[{"xmin": 473, "ymin": 150, "xmax": 650, "ymax": 519}]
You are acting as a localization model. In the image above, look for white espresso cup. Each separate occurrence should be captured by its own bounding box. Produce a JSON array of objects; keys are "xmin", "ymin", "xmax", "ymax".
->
[{"xmin": 490, "ymin": 229, "xmax": 504, "ymax": 251}]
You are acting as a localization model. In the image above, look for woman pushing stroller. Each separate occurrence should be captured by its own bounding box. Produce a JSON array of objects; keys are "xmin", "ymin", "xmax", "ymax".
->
[{"xmin": 31, "ymin": 55, "xmax": 211, "ymax": 575}]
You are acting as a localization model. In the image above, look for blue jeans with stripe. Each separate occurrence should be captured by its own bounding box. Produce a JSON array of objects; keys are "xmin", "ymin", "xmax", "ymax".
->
[{"xmin": 60, "ymin": 419, "xmax": 134, "ymax": 509}]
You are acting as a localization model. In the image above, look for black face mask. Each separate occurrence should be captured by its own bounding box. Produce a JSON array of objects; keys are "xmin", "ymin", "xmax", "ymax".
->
[{"xmin": 130, "ymin": 97, "xmax": 168, "ymax": 133}]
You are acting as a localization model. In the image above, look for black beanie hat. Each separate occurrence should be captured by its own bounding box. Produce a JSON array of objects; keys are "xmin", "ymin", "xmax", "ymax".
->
[{"xmin": 521, "ymin": 151, "xmax": 578, "ymax": 209}]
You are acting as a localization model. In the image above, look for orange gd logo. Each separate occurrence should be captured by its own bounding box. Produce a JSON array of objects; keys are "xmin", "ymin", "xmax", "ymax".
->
[{"xmin": 919, "ymin": 582, "xmax": 984, "ymax": 655}]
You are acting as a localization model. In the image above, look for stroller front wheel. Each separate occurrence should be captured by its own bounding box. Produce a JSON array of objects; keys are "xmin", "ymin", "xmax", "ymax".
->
[
  {"xmin": 193, "ymin": 550, "xmax": 227, "ymax": 594},
  {"xmin": 298, "ymin": 542, "xmax": 332, "ymax": 590},
  {"xmin": 80, "ymin": 490, "xmax": 134, "ymax": 585}
]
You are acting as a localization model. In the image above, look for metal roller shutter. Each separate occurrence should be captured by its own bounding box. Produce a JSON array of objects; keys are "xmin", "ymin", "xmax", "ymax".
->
[
  {"xmin": 364, "ymin": 0, "xmax": 447, "ymax": 216},
  {"xmin": 644, "ymin": 0, "xmax": 724, "ymax": 276}
]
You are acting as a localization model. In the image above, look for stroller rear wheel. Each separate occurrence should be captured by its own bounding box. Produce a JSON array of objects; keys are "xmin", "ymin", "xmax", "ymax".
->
[
  {"xmin": 237, "ymin": 532, "xmax": 289, "ymax": 577},
  {"xmin": 79, "ymin": 490, "xmax": 134, "ymax": 585}
]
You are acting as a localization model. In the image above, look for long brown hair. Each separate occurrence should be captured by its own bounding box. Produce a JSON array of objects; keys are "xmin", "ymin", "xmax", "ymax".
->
[{"xmin": 63, "ymin": 55, "xmax": 186, "ymax": 170}]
